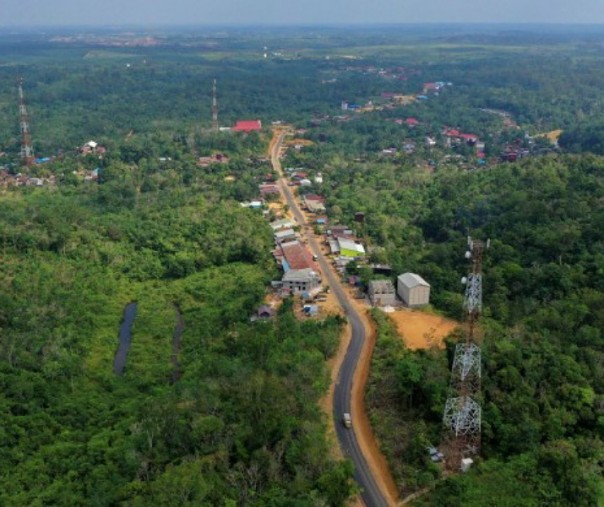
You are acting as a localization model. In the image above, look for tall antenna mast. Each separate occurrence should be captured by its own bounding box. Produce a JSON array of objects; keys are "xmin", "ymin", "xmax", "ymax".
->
[
  {"xmin": 211, "ymin": 78, "xmax": 219, "ymax": 131},
  {"xmin": 18, "ymin": 78, "xmax": 35, "ymax": 167},
  {"xmin": 442, "ymin": 236, "xmax": 488, "ymax": 471}
]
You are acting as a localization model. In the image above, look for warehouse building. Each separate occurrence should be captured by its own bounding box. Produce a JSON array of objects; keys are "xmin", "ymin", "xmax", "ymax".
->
[{"xmin": 397, "ymin": 273, "xmax": 430, "ymax": 307}]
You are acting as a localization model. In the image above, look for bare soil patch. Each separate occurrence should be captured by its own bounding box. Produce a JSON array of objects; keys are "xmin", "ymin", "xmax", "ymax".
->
[{"xmin": 387, "ymin": 309, "xmax": 459, "ymax": 350}]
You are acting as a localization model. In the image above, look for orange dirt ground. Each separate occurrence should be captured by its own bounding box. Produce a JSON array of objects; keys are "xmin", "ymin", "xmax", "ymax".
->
[{"xmin": 387, "ymin": 309, "xmax": 459, "ymax": 350}]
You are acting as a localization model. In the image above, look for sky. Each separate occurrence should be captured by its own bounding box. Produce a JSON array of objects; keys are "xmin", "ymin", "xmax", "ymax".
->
[{"xmin": 3, "ymin": 0, "xmax": 604, "ymax": 27}]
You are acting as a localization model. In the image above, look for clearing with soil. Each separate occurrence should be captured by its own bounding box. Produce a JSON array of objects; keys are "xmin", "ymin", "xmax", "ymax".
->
[{"xmin": 386, "ymin": 309, "xmax": 459, "ymax": 350}]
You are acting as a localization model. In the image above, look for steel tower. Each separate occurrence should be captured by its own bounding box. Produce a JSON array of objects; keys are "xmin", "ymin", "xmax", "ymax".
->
[
  {"xmin": 211, "ymin": 78, "xmax": 219, "ymax": 130},
  {"xmin": 18, "ymin": 78, "xmax": 35, "ymax": 166},
  {"xmin": 442, "ymin": 237, "xmax": 488, "ymax": 470}
]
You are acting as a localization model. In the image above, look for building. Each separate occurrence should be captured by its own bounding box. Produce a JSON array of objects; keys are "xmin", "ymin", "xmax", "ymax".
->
[
  {"xmin": 259, "ymin": 183, "xmax": 280, "ymax": 197},
  {"xmin": 368, "ymin": 280, "xmax": 396, "ymax": 306},
  {"xmin": 79, "ymin": 140, "xmax": 107, "ymax": 156},
  {"xmin": 233, "ymin": 120, "xmax": 262, "ymax": 132},
  {"xmin": 270, "ymin": 218, "xmax": 295, "ymax": 231},
  {"xmin": 338, "ymin": 238, "xmax": 366, "ymax": 258},
  {"xmin": 274, "ymin": 240, "xmax": 316, "ymax": 271},
  {"xmin": 303, "ymin": 194, "xmax": 326, "ymax": 214},
  {"xmin": 397, "ymin": 273, "xmax": 430, "ymax": 307},
  {"xmin": 328, "ymin": 225, "xmax": 354, "ymax": 238},
  {"xmin": 257, "ymin": 305, "xmax": 276, "ymax": 319},
  {"xmin": 282, "ymin": 268, "xmax": 321, "ymax": 295},
  {"xmin": 198, "ymin": 153, "xmax": 229, "ymax": 167},
  {"xmin": 274, "ymin": 228, "xmax": 296, "ymax": 243}
]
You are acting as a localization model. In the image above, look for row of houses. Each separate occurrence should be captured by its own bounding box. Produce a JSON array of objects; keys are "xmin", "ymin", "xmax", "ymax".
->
[
  {"xmin": 0, "ymin": 170, "xmax": 55, "ymax": 188},
  {"xmin": 269, "ymin": 216, "xmax": 322, "ymax": 296}
]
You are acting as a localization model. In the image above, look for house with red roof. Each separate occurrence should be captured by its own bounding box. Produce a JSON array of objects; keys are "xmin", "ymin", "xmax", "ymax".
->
[
  {"xmin": 443, "ymin": 127, "xmax": 479, "ymax": 146},
  {"xmin": 405, "ymin": 117, "xmax": 420, "ymax": 127},
  {"xmin": 233, "ymin": 120, "xmax": 262, "ymax": 132},
  {"xmin": 273, "ymin": 240, "xmax": 318, "ymax": 272}
]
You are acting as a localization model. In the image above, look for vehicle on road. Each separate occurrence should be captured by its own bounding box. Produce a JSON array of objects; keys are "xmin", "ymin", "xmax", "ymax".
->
[{"xmin": 343, "ymin": 412, "xmax": 352, "ymax": 428}]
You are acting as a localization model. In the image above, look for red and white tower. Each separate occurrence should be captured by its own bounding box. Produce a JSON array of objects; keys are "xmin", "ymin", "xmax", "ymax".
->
[
  {"xmin": 18, "ymin": 78, "xmax": 35, "ymax": 166},
  {"xmin": 211, "ymin": 78, "xmax": 219, "ymax": 131},
  {"xmin": 442, "ymin": 237, "xmax": 489, "ymax": 470}
]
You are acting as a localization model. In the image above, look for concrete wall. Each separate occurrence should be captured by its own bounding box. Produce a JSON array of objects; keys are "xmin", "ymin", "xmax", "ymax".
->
[
  {"xmin": 370, "ymin": 292, "xmax": 397, "ymax": 306},
  {"xmin": 398, "ymin": 283, "xmax": 430, "ymax": 307}
]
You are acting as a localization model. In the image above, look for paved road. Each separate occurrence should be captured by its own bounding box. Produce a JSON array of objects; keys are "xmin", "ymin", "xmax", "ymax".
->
[{"xmin": 270, "ymin": 132, "xmax": 388, "ymax": 507}]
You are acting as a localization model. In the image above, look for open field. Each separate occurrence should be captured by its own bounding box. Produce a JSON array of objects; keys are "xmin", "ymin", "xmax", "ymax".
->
[{"xmin": 386, "ymin": 308, "xmax": 459, "ymax": 350}]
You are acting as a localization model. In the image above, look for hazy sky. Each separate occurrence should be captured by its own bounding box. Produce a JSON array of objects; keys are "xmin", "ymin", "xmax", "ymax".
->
[{"xmin": 2, "ymin": 0, "xmax": 603, "ymax": 26}]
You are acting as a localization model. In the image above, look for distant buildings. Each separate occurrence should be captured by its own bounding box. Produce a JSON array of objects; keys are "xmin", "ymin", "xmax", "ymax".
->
[
  {"xmin": 233, "ymin": 120, "xmax": 262, "ymax": 132},
  {"xmin": 79, "ymin": 140, "xmax": 106, "ymax": 156},
  {"xmin": 198, "ymin": 153, "xmax": 229, "ymax": 167}
]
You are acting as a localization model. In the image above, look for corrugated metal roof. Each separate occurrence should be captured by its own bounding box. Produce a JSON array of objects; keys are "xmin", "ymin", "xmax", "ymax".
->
[
  {"xmin": 338, "ymin": 238, "xmax": 365, "ymax": 254},
  {"xmin": 397, "ymin": 272, "xmax": 430, "ymax": 288},
  {"xmin": 282, "ymin": 268, "xmax": 319, "ymax": 282}
]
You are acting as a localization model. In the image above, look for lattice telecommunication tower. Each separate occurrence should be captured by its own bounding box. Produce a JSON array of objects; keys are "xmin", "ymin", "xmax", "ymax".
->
[
  {"xmin": 211, "ymin": 78, "xmax": 219, "ymax": 130},
  {"xmin": 18, "ymin": 78, "xmax": 35, "ymax": 166},
  {"xmin": 442, "ymin": 237, "xmax": 489, "ymax": 470}
]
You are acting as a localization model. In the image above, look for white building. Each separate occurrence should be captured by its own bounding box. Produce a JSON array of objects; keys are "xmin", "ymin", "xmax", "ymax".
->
[{"xmin": 397, "ymin": 272, "xmax": 430, "ymax": 307}]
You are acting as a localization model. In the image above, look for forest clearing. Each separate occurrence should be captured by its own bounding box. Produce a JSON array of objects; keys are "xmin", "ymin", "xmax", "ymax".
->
[{"xmin": 387, "ymin": 309, "xmax": 459, "ymax": 350}]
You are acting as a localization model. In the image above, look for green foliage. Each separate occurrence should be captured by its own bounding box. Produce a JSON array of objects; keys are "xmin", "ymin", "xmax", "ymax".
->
[
  {"xmin": 0, "ymin": 147, "xmax": 351, "ymax": 505},
  {"xmin": 361, "ymin": 155, "xmax": 604, "ymax": 504}
]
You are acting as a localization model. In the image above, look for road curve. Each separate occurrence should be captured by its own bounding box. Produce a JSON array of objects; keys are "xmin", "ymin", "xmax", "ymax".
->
[{"xmin": 269, "ymin": 131, "xmax": 389, "ymax": 507}]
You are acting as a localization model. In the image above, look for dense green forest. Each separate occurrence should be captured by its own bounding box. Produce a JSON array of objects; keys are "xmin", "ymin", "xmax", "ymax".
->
[
  {"xmin": 2, "ymin": 26, "xmax": 604, "ymax": 505},
  {"xmin": 360, "ymin": 156, "xmax": 604, "ymax": 505},
  {"xmin": 0, "ymin": 133, "xmax": 354, "ymax": 504}
]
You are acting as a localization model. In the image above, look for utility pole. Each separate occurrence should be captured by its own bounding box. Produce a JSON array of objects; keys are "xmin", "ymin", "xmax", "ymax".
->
[
  {"xmin": 18, "ymin": 78, "xmax": 35, "ymax": 167},
  {"xmin": 442, "ymin": 237, "xmax": 489, "ymax": 471},
  {"xmin": 211, "ymin": 78, "xmax": 219, "ymax": 131}
]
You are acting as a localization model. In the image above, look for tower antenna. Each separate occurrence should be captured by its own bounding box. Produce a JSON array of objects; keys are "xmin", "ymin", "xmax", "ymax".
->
[
  {"xmin": 212, "ymin": 78, "xmax": 219, "ymax": 131},
  {"xmin": 442, "ymin": 236, "xmax": 489, "ymax": 471},
  {"xmin": 18, "ymin": 77, "xmax": 35, "ymax": 167}
]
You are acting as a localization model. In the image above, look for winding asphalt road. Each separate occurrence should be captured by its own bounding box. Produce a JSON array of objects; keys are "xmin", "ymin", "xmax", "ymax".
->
[{"xmin": 270, "ymin": 132, "xmax": 388, "ymax": 507}]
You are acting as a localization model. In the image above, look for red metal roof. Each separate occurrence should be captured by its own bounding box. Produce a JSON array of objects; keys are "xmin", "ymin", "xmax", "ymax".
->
[
  {"xmin": 233, "ymin": 120, "xmax": 262, "ymax": 132},
  {"xmin": 280, "ymin": 241, "xmax": 316, "ymax": 270}
]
